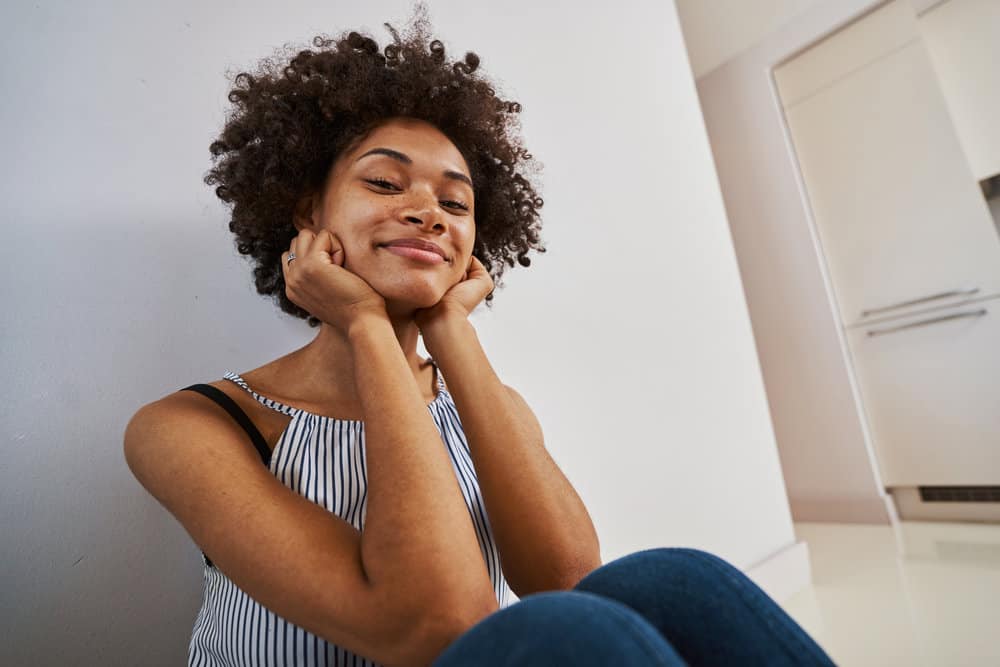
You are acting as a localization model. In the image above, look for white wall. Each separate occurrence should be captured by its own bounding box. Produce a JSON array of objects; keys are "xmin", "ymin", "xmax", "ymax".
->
[
  {"xmin": 692, "ymin": 0, "xmax": 897, "ymax": 523},
  {"xmin": 0, "ymin": 1, "xmax": 799, "ymax": 663}
]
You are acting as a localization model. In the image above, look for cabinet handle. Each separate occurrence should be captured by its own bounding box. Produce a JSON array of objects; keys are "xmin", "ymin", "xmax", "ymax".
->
[
  {"xmin": 866, "ymin": 309, "xmax": 987, "ymax": 337},
  {"xmin": 861, "ymin": 287, "xmax": 980, "ymax": 318}
]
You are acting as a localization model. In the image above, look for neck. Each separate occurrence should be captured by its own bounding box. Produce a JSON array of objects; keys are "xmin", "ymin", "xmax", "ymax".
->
[{"xmin": 279, "ymin": 302, "xmax": 429, "ymax": 403}]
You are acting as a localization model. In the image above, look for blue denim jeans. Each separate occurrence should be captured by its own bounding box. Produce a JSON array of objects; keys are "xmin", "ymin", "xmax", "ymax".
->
[{"xmin": 432, "ymin": 547, "xmax": 836, "ymax": 666}]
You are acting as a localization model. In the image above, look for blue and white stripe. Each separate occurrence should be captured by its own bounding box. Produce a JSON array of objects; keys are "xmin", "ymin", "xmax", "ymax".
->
[{"xmin": 187, "ymin": 368, "xmax": 513, "ymax": 667}]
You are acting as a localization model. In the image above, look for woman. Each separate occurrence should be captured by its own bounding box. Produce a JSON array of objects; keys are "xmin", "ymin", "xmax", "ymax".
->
[{"xmin": 123, "ymin": 11, "xmax": 836, "ymax": 667}]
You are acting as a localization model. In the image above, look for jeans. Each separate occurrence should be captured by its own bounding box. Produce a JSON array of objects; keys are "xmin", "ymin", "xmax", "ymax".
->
[{"xmin": 432, "ymin": 547, "xmax": 836, "ymax": 666}]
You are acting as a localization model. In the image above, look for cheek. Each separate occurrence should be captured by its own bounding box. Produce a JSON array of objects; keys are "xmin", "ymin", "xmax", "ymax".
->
[
  {"xmin": 323, "ymin": 203, "xmax": 382, "ymax": 251},
  {"xmin": 455, "ymin": 222, "xmax": 475, "ymax": 254}
]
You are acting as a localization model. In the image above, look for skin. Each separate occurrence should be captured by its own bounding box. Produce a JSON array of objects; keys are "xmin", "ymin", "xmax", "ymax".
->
[
  {"xmin": 222, "ymin": 115, "xmax": 602, "ymax": 599},
  {"xmin": 116, "ymin": 84, "xmax": 598, "ymax": 661},
  {"xmin": 247, "ymin": 116, "xmax": 492, "ymax": 408}
]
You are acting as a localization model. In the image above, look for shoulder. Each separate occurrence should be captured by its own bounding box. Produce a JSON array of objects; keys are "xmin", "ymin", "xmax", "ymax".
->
[
  {"xmin": 127, "ymin": 387, "xmax": 206, "ymax": 427},
  {"xmin": 129, "ymin": 382, "xmax": 238, "ymax": 425},
  {"xmin": 502, "ymin": 383, "xmax": 528, "ymax": 406},
  {"xmin": 491, "ymin": 383, "xmax": 546, "ymax": 449},
  {"xmin": 124, "ymin": 388, "xmax": 221, "ymax": 454},
  {"xmin": 501, "ymin": 384, "xmax": 541, "ymax": 428},
  {"xmin": 123, "ymin": 384, "xmax": 252, "ymax": 462}
]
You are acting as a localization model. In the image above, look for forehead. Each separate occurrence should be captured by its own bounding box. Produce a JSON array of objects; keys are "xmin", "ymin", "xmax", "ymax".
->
[{"xmin": 349, "ymin": 119, "xmax": 469, "ymax": 173}]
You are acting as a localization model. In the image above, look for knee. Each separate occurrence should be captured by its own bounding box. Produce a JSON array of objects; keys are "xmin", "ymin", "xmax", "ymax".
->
[
  {"xmin": 435, "ymin": 591, "xmax": 679, "ymax": 665},
  {"xmin": 500, "ymin": 590, "xmax": 631, "ymax": 628},
  {"xmin": 490, "ymin": 590, "xmax": 660, "ymax": 634},
  {"xmin": 576, "ymin": 547, "xmax": 743, "ymax": 593},
  {"xmin": 613, "ymin": 546, "xmax": 738, "ymax": 572},
  {"xmin": 638, "ymin": 547, "xmax": 738, "ymax": 570}
]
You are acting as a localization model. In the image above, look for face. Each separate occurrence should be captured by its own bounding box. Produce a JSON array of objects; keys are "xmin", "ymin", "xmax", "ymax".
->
[{"xmin": 296, "ymin": 117, "xmax": 476, "ymax": 311}]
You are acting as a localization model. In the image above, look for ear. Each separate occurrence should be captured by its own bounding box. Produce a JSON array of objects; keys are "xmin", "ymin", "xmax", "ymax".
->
[{"xmin": 292, "ymin": 191, "xmax": 318, "ymax": 232}]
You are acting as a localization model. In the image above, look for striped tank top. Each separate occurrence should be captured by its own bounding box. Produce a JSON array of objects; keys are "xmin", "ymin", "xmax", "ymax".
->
[{"xmin": 181, "ymin": 363, "xmax": 513, "ymax": 666}]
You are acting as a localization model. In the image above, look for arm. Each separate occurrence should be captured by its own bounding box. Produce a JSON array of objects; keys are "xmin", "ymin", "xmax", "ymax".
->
[
  {"xmin": 348, "ymin": 314, "xmax": 500, "ymax": 651},
  {"xmin": 279, "ymin": 229, "xmax": 498, "ymax": 662},
  {"xmin": 123, "ymin": 387, "xmax": 484, "ymax": 667},
  {"xmin": 420, "ymin": 314, "xmax": 602, "ymax": 597}
]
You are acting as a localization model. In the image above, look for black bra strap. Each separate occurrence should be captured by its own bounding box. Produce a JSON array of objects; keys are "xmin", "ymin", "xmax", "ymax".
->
[
  {"xmin": 180, "ymin": 383, "xmax": 275, "ymax": 570},
  {"xmin": 180, "ymin": 384, "xmax": 272, "ymax": 467}
]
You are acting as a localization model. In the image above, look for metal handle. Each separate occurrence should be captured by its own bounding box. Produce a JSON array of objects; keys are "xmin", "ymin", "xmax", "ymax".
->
[
  {"xmin": 866, "ymin": 309, "xmax": 987, "ymax": 337},
  {"xmin": 861, "ymin": 287, "xmax": 980, "ymax": 318}
]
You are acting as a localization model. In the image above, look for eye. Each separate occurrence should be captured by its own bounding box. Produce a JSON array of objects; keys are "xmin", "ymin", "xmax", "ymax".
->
[
  {"xmin": 365, "ymin": 177, "xmax": 401, "ymax": 191},
  {"xmin": 441, "ymin": 199, "xmax": 470, "ymax": 212},
  {"xmin": 366, "ymin": 177, "xmax": 470, "ymax": 212}
]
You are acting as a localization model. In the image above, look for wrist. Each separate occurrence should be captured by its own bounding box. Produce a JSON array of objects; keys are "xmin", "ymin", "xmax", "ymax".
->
[
  {"xmin": 417, "ymin": 301, "xmax": 466, "ymax": 331},
  {"xmin": 346, "ymin": 310, "xmax": 393, "ymax": 344},
  {"xmin": 420, "ymin": 312, "xmax": 472, "ymax": 352}
]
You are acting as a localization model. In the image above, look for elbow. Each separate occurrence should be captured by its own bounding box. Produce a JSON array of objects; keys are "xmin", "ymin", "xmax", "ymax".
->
[
  {"xmin": 560, "ymin": 558, "xmax": 602, "ymax": 590},
  {"xmin": 511, "ymin": 552, "xmax": 604, "ymax": 597},
  {"xmin": 562, "ymin": 537, "xmax": 603, "ymax": 588},
  {"xmin": 394, "ymin": 595, "xmax": 498, "ymax": 667},
  {"xmin": 573, "ymin": 547, "xmax": 604, "ymax": 585}
]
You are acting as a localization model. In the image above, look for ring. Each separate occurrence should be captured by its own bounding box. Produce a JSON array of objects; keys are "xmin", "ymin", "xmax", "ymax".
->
[{"xmin": 287, "ymin": 252, "xmax": 297, "ymax": 265}]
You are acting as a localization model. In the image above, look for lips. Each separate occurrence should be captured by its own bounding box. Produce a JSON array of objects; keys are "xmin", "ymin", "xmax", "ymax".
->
[{"xmin": 380, "ymin": 238, "xmax": 448, "ymax": 260}]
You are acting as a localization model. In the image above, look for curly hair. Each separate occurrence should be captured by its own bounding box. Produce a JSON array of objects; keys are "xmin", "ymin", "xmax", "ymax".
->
[{"xmin": 204, "ymin": 7, "xmax": 546, "ymax": 327}]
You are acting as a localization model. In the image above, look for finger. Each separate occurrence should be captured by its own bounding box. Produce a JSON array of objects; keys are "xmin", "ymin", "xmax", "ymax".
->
[
  {"xmin": 321, "ymin": 230, "xmax": 345, "ymax": 266},
  {"xmin": 314, "ymin": 228, "xmax": 333, "ymax": 255},
  {"xmin": 467, "ymin": 256, "xmax": 487, "ymax": 275},
  {"xmin": 328, "ymin": 229, "xmax": 343, "ymax": 252},
  {"xmin": 470, "ymin": 257, "xmax": 493, "ymax": 286},
  {"xmin": 289, "ymin": 228, "xmax": 311, "ymax": 257},
  {"xmin": 296, "ymin": 228, "xmax": 315, "ymax": 256}
]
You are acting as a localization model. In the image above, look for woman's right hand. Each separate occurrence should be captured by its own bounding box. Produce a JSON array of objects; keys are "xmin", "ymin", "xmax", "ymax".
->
[{"xmin": 281, "ymin": 229, "xmax": 388, "ymax": 336}]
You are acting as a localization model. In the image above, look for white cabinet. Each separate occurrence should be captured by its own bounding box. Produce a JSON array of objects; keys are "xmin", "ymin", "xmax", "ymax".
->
[
  {"xmin": 844, "ymin": 299, "xmax": 1000, "ymax": 486},
  {"xmin": 919, "ymin": 0, "xmax": 1000, "ymax": 181},
  {"xmin": 774, "ymin": 0, "xmax": 1000, "ymax": 488},
  {"xmin": 776, "ymin": 6, "xmax": 1000, "ymax": 328}
]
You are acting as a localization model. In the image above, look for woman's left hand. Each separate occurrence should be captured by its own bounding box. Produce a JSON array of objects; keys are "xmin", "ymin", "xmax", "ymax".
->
[{"xmin": 415, "ymin": 255, "xmax": 493, "ymax": 331}]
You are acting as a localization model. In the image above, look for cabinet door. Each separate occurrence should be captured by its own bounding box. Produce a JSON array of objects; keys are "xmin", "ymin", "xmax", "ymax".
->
[
  {"xmin": 843, "ymin": 297, "xmax": 1000, "ymax": 486},
  {"xmin": 776, "ymin": 22, "xmax": 1000, "ymax": 327},
  {"xmin": 919, "ymin": 0, "xmax": 1000, "ymax": 181}
]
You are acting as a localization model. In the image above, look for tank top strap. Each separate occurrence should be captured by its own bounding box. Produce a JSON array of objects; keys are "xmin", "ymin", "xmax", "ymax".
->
[
  {"xmin": 222, "ymin": 372, "xmax": 301, "ymax": 417},
  {"xmin": 427, "ymin": 357, "xmax": 448, "ymax": 394}
]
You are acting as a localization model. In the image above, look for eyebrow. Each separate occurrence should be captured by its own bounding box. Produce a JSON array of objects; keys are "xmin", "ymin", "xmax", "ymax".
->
[{"xmin": 356, "ymin": 147, "xmax": 473, "ymax": 189}]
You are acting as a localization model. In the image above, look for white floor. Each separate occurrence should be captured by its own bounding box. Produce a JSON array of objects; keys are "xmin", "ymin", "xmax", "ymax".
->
[{"xmin": 780, "ymin": 521, "xmax": 1000, "ymax": 667}]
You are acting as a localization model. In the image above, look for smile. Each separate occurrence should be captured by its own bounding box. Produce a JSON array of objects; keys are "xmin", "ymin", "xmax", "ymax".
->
[{"xmin": 381, "ymin": 245, "xmax": 446, "ymax": 264}]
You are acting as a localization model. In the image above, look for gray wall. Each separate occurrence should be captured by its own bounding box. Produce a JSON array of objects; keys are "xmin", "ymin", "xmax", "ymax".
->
[{"xmin": 1, "ymin": 1, "xmax": 796, "ymax": 664}]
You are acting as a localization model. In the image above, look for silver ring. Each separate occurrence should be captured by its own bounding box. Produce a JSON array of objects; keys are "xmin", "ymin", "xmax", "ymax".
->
[{"xmin": 287, "ymin": 252, "xmax": 297, "ymax": 265}]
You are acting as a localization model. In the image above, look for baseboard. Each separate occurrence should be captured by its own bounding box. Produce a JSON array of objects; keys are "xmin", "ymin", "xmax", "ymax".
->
[
  {"xmin": 789, "ymin": 495, "xmax": 893, "ymax": 524},
  {"xmin": 743, "ymin": 540, "xmax": 812, "ymax": 604}
]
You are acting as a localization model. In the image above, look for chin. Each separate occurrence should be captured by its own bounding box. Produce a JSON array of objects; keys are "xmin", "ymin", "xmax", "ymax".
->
[
  {"xmin": 357, "ymin": 267, "xmax": 440, "ymax": 305},
  {"xmin": 380, "ymin": 286, "xmax": 447, "ymax": 311}
]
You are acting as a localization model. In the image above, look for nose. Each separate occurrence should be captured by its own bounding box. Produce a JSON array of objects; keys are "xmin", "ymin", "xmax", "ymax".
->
[{"xmin": 397, "ymin": 188, "xmax": 446, "ymax": 231}]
